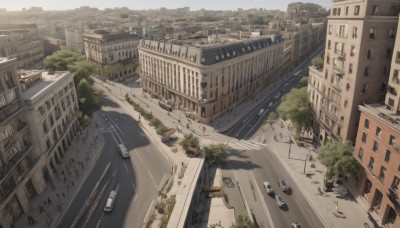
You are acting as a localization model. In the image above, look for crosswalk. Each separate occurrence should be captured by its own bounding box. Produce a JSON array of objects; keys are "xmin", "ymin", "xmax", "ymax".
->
[{"xmin": 227, "ymin": 140, "xmax": 270, "ymax": 151}]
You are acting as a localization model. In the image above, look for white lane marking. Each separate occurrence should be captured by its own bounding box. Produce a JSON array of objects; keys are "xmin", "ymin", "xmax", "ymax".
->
[
  {"xmin": 143, "ymin": 200, "xmax": 154, "ymax": 223},
  {"xmin": 159, "ymin": 174, "xmax": 166, "ymax": 188},
  {"xmin": 294, "ymin": 197, "xmax": 313, "ymax": 227},
  {"xmin": 147, "ymin": 169, "xmax": 154, "ymax": 180},
  {"xmin": 251, "ymin": 171, "xmax": 275, "ymax": 228},
  {"xmin": 123, "ymin": 162, "xmax": 129, "ymax": 173},
  {"xmin": 134, "ymin": 195, "xmax": 138, "ymax": 202},
  {"xmin": 136, "ymin": 152, "xmax": 144, "ymax": 164},
  {"xmin": 132, "ymin": 182, "xmax": 136, "ymax": 192}
]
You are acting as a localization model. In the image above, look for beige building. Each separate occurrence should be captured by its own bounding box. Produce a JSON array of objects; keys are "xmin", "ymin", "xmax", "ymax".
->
[
  {"xmin": 65, "ymin": 28, "xmax": 85, "ymax": 54},
  {"xmin": 0, "ymin": 58, "xmax": 36, "ymax": 228},
  {"xmin": 308, "ymin": 0, "xmax": 399, "ymax": 144},
  {"xmin": 138, "ymin": 35, "xmax": 284, "ymax": 124},
  {"xmin": 0, "ymin": 63, "xmax": 79, "ymax": 228},
  {"xmin": 83, "ymin": 30, "xmax": 140, "ymax": 81}
]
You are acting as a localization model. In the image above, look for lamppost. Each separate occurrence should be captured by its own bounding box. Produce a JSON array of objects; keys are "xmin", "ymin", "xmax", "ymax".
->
[{"xmin": 288, "ymin": 138, "xmax": 292, "ymax": 159}]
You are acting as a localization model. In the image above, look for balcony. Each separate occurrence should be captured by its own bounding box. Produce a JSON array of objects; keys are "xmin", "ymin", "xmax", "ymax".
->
[
  {"xmin": 387, "ymin": 188, "xmax": 400, "ymax": 213},
  {"xmin": 333, "ymin": 65, "xmax": 345, "ymax": 76},
  {"xmin": 0, "ymin": 100, "xmax": 24, "ymax": 123},
  {"xmin": 331, "ymin": 82, "xmax": 342, "ymax": 91},
  {"xmin": 320, "ymin": 106, "xmax": 338, "ymax": 122},
  {"xmin": 0, "ymin": 141, "xmax": 33, "ymax": 182},
  {"xmin": 334, "ymin": 51, "xmax": 346, "ymax": 60}
]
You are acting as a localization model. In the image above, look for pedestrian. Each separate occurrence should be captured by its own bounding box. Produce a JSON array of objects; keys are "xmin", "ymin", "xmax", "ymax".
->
[
  {"xmin": 27, "ymin": 216, "xmax": 32, "ymax": 225},
  {"xmin": 71, "ymin": 158, "xmax": 75, "ymax": 163},
  {"xmin": 48, "ymin": 197, "xmax": 51, "ymax": 204},
  {"xmin": 32, "ymin": 218, "xmax": 37, "ymax": 225},
  {"xmin": 62, "ymin": 192, "xmax": 65, "ymax": 198},
  {"xmin": 71, "ymin": 181, "xmax": 75, "ymax": 187},
  {"xmin": 57, "ymin": 205, "xmax": 62, "ymax": 212},
  {"xmin": 39, "ymin": 205, "xmax": 44, "ymax": 213}
]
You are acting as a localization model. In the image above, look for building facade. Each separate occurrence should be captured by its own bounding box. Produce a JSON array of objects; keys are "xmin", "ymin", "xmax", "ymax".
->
[
  {"xmin": 309, "ymin": 0, "xmax": 399, "ymax": 144},
  {"xmin": 0, "ymin": 24, "xmax": 44, "ymax": 70},
  {"xmin": 0, "ymin": 59, "xmax": 36, "ymax": 228},
  {"xmin": 83, "ymin": 30, "xmax": 140, "ymax": 81},
  {"xmin": 138, "ymin": 36, "xmax": 284, "ymax": 124},
  {"xmin": 65, "ymin": 28, "xmax": 85, "ymax": 54}
]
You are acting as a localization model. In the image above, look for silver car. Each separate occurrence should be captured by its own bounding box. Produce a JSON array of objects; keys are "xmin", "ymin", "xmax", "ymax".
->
[
  {"xmin": 278, "ymin": 180, "xmax": 290, "ymax": 193},
  {"xmin": 263, "ymin": 181, "xmax": 274, "ymax": 195},
  {"xmin": 275, "ymin": 195, "xmax": 286, "ymax": 208}
]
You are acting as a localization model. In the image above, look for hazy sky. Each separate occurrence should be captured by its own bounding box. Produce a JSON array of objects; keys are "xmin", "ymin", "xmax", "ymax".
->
[{"xmin": 2, "ymin": 0, "xmax": 332, "ymax": 11}]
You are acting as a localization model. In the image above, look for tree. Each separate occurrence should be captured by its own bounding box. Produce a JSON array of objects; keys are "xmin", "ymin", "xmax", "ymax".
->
[
  {"xmin": 77, "ymin": 111, "xmax": 91, "ymax": 127},
  {"xmin": 68, "ymin": 61, "xmax": 96, "ymax": 85},
  {"xmin": 179, "ymin": 133, "xmax": 199, "ymax": 150},
  {"xmin": 277, "ymin": 87, "xmax": 312, "ymax": 135},
  {"xmin": 204, "ymin": 143, "xmax": 228, "ymax": 164},
  {"xmin": 231, "ymin": 214, "xmax": 256, "ymax": 228},
  {"xmin": 267, "ymin": 111, "xmax": 277, "ymax": 125},
  {"xmin": 43, "ymin": 49, "xmax": 86, "ymax": 71},
  {"xmin": 76, "ymin": 79, "xmax": 102, "ymax": 117},
  {"xmin": 296, "ymin": 76, "xmax": 309, "ymax": 88},
  {"xmin": 312, "ymin": 56, "xmax": 324, "ymax": 70},
  {"xmin": 120, "ymin": 13, "xmax": 129, "ymax": 19},
  {"xmin": 318, "ymin": 140, "xmax": 360, "ymax": 179}
]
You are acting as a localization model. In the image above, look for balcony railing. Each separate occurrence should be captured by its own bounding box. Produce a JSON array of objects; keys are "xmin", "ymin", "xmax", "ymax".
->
[
  {"xmin": 0, "ymin": 141, "xmax": 33, "ymax": 182},
  {"xmin": 333, "ymin": 65, "xmax": 345, "ymax": 76},
  {"xmin": 0, "ymin": 100, "xmax": 23, "ymax": 123},
  {"xmin": 334, "ymin": 51, "xmax": 346, "ymax": 60},
  {"xmin": 331, "ymin": 82, "xmax": 342, "ymax": 91},
  {"xmin": 387, "ymin": 188, "xmax": 400, "ymax": 212}
]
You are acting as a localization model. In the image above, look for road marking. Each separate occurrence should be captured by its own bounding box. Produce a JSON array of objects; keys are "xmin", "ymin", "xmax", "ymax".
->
[
  {"xmin": 136, "ymin": 152, "xmax": 144, "ymax": 164},
  {"xmin": 147, "ymin": 169, "xmax": 154, "ymax": 180},
  {"xmin": 132, "ymin": 182, "xmax": 136, "ymax": 192},
  {"xmin": 294, "ymin": 197, "xmax": 313, "ymax": 227},
  {"xmin": 143, "ymin": 200, "xmax": 154, "ymax": 223},
  {"xmin": 251, "ymin": 171, "xmax": 274, "ymax": 228},
  {"xmin": 159, "ymin": 174, "xmax": 166, "ymax": 188},
  {"xmin": 123, "ymin": 162, "xmax": 129, "ymax": 173},
  {"xmin": 134, "ymin": 195, "xmax": 138, "ymax": 202}
]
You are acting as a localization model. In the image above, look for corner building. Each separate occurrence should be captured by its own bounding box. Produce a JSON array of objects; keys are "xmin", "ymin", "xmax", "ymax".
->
[
  {"xmin": 138, "ymin": 36, "xmax": 284, "ymax": 123},
  {"xmin": 308, "ymin": 0, "xmax": 399, "ymax": 144}
]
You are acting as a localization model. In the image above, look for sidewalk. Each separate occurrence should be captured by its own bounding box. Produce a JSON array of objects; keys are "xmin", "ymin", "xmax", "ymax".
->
[
  {"xmin": 253, "ymin": 119, "xmax": 375, "ymax": 228},
  {"xmin": 14, "ymin": 115, "xmax": 103, "ymax": 228}
]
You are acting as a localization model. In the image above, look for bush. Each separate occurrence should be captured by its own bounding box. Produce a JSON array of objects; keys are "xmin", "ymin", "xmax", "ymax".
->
[{"xmin": 209, "ymin": 190, "xmax": 224, "ymax": 198}]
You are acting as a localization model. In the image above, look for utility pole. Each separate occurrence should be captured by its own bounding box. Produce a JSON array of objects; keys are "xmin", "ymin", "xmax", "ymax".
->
[{"xmin": 303, "ymin": 154, "xmax": 308, "ymax": 174}]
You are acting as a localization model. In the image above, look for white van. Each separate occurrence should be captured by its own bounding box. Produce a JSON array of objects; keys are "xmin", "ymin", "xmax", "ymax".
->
[
  {"xmin": 118, "ymin": 144, "xmax": 129, "ymax": 158},
  {"xmin": 104, "ymin": 190, "xmax": 117, "ymax": 212}
]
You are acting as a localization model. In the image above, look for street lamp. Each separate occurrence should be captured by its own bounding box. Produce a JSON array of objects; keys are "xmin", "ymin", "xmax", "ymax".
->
[
  {"xmin": 288, "ymin": 138, "xmax": 292, "ymax": 158},
  {"xmin": 303, "ymin": 154, "xmax": 308, "ymax": 174}
]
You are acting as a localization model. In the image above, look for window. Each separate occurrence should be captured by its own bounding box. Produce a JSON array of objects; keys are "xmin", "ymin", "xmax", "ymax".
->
[
  {"xmin": 355, "ymin": 5, "xmax": 360, "ymax": 15},
  {"xmin": 345, "ymin": 6, "xmax": 349, "ymax": 15},
  {"xmin": 392, "ymin": 176, "xmax": 400, "ymax": 190},
  {"xmin": 387, "ymin": 48, "xmax": 392, "ymax": 59},
  {"xmin": 362, "ymin": 132, "xmax": 368, "ymax": 143},
  {"xmin": 364, "ymin": 119, "xmax": 370, "ymax": 129},
  {"xmin": 364, "ymin": 67, "xmax": 369, "ymax": 76},
  {"xmin": 384, "ymin": 150, "xmax": 391, "ymax": 163},
  {"xmin": 346, "ymin": 83, "xmax": 350, "ymax": 92},
  {"xmin": 329, "ymin": 25, "xmax": 333, "ymax": 35},
  {"xmin": 358, "ymin": 147, "xmax": 364, "ymax": 160},
  {"xmin": 361, "ymin": 84, "xmax": 368, "ymax": 93},
  {"xmin": 369, "ymin": 27, "xmax": 376, "ymax": 39},
  {"xmin": 378, "ymin": 166, "xmax": 386, "ymax": 182},
  {"xmin": 368, "ymin": 157, "xmax": 374, "ymax": 171},
  {"xmin": 352, "ymin": 27, "xmax": 358, "ymax": 38},
  {"xmin": 366, "ymin": 49, "xmax": 373, "ymax": 59},
  {"xmin": 393, "ymin": 70, "xmax": 399, "ymax": 84},
  {"xmin": 389, "ymin": 28, "xmax": 396, "ymax": 39},
  {"xmin": 384, "ymin": 65, "xmax": 390, "ymax": 75},
  {"xmin": 339, "ymin": 25, "xmax": 346, "ymax": 38},
  {"xmin": 375, "ymin": 127, "xmax": 382, "ymax": 138},
  {"xmin": 396, "ymin": 51, "xmax": 400, "ymax": 64},
  {"xmin": 389, "ymin": 135, "xmax": 396, "ymax": 146},
  {"xmin": 344, "ymin": 100, "xmax": 348, "ymax": 108},
  {"xmin": 372, "ymin": 5, "xmax": 378, "ymax": 15},
  {"xmin": 350, "ymin": 45, "xmax": 355, "ymax": 56},
  {"xmin": 348, "ymin": 63, "xmax": 353, "ymax": 74},
  {"xmin": 380, "ymin": 82, "xmax": 387, "ymax": 92},
  {"xmin": 328, "ymin": 40, "xmax": 331, "ymax": 50},
  {"xmin": 327, "ymin": 55, "xmax": 330, "ymax": 64},
  {"xmin": 372, "ymin": 140, "xmax": 379, "ymax": 152}
]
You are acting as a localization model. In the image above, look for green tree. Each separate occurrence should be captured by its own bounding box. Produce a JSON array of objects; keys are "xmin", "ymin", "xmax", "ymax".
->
[
  {"xmin": 179, "ymin": 133, "xmax": 199, "ymax": 150},
  {"xmin": 77, "ymin": 111, "xmax": 91, "ymax": 127},
  {"xmin": 318, "ymin": 140, "xmax": 360, "ymax": 179},
  {"xmin": 231, "ymin": 214, "xmax": 256, "ymax": 228},
  {"xmin": 76, "ymin": 79, "xmax": 102, "ymax": 117},
  {"xmin": 296, "ymin": 76, "xmax": 309, "ymax": 88},
  {"xmin": 267, "ymin": 111, "xmax": 277, "ymax": 125},
  {"xmin": 312, "ymin": 56, "xmax": 324, "ymax": 70},
  {"xmin": 277, "ymin": 87, "xmax": 312, "ymax": 135},
  {"xmin": 43, "ymin": 49, "xmax": 85, "ymax": 71},
  {"xmin": 204, "ymin": 143, "xmax": 228, "ymax": 164},
  {"xmin": 68, "ymin": 61, "xmax": 96, "ymax": 85},
  {"xmin": 120, "ymin": 13, "xmax": 129, "ymax": 19}
]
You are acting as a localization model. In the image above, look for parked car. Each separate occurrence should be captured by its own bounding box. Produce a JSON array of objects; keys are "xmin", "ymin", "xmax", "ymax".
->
[
  {"xmin": 257, "ymin": 109, "xmax": 265, "ymax": 116},
  {"xmin": 291, "ymin": 222, "xmax": 302, "ymax": 228},
  {"xmin": 275, "ymin": 195, "xmax": 286, "ymax": 208},
  {"xmin": 278, "ymin": 180, "xmax": 290, "ymax": 193},
  {"xmin": 263, "ymin": 181, "xmax": 274, "ymax": 195},
  {"xmin": 104, "ymin": 190, "xmax": 117, "ymax": 212}
]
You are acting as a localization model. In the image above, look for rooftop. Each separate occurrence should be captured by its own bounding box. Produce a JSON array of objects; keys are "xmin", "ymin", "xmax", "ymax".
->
[{"xmin": 360, "ymin": 104, "xmax": 400, "ymax": 132}]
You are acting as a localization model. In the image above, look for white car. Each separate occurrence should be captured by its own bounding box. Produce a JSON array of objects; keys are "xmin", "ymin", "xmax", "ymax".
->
[
  {"xmin": 257, "ymin": 109, "xmax": 265, "ymax": 116},
  {"xmin": 275, "ymin": 195, "xmax": 286, "ymax": 208},
  {"xmin": 263, "ymin": 181, "xmax": 274, "ymax": 195},
  {"xmin": 104, "ymin": 190, "xmax": 117, "ymax": 212},
  {"xmin": 268, "ymin": 102, "xmax": 274, "ymax": 108},
  {"xmin": 274, "ymin": 93, "xmax": 282, "ymax": 100}
]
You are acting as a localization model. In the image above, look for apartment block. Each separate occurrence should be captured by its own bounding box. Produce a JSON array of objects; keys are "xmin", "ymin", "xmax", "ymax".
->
[
  {"xmin": 0, "ymin": 24, "xmax": 44, "ymax": 69},
  {"xmin": 83, "ymin": 30, "xmax": 140, "ymax": 80},
  {"xmin": 0, "ymin": 59, "xmax": 36, "ymax": 228},
  {"xmin": 309, "ymin": 0, "xmax": 399, "ymax": 144},
  {"xmin": 65, "ymin": 28, "xmax": 85, "ymax": 54},
  {"xmin": 138, "ymin": 35, "xmax": 284, "ymax": 124}
]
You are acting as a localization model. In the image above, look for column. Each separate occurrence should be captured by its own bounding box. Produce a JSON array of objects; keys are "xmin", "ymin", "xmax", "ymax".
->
[{"xmin": 15, "ymin": 188, "xmax": 31, "ymax": 213}]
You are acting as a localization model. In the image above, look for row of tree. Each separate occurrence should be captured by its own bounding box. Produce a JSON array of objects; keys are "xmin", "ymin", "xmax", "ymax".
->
[{"xmin": 43, "ymin": 49, "xmax": 102, "ymax": 126}]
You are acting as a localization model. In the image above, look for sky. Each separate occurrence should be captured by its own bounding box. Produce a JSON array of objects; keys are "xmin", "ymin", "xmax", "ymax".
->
[{"xmin": 1, "ymin": 0, "xmax": 332, "ymax": 11}]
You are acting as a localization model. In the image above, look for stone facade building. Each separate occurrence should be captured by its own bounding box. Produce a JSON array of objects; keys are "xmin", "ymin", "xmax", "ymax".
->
[
  {"xmin": 0, "ymin": 59, "xmax": 79, "ymax": 228},
  {"xmin": 0, "ymin": 24, "xmax": 44, "ymax": 69},
  {"xmin": 138, "ymin": 35, "xmax": 284, "ymax": 123},
  {"xmin": 83, "ymin": 30, "xmax": 140, "ymax": 81},
  {"xmin": 65, "ymin": 28, "xmax": 85, "ymax": 54},
  {"xmin": 308, "ymin": 0, "xmax": 399, "ymax": 144}
]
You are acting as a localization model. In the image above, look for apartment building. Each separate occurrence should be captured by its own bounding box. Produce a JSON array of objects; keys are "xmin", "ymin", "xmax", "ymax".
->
[
  {"xmin": 138, "ymin": 35, "xmax": 284, "ymax": 124},
  {"xmin": 0, "ymin": 58, "xmax": 36, "ymax": 228},
  {"xmin": 65, "ymin": 28, "xmax": 85, "ymax": 54},
  {"xmin": 347, "ymin": 16, "xmax": 400, "ymax": 228},
  {"xmin": 83, "ymin": 30, "xmax": 140, "ymax": 80},
  {"xmin": 0, "ymin": 24, "xmax": 44, "ymax": 69},
  {"xmin": 308, "ymin": 0, "xmax": 399, "ymax": 144}
]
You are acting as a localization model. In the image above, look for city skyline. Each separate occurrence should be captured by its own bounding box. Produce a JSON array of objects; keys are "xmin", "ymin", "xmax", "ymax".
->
[{"xmin": 2, "ymin": 0, "xmax": 331, "ymax": 11}]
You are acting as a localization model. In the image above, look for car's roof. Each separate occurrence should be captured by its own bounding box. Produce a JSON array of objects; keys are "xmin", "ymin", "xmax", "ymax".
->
[
  {"xmin": 110, "ymin": 191, "xmax": 117, "ymax": 197},
  {"xmin": 264, "ymin": 181, "xmax": 270, "ymax": 185}
]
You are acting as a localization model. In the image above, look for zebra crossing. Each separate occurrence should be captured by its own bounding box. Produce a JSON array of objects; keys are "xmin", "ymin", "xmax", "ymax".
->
[{"xmin": 227, "ymin": 139, "xmax": 270, "ymax": 151}]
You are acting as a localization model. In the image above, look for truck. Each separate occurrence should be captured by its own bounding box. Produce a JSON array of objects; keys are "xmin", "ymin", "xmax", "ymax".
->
[{"xmin": 117, "ymin": 143, "xmax": 130, "ymax": 158}]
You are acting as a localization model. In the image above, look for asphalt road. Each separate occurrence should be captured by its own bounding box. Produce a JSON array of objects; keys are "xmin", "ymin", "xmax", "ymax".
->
[{"xmin": 57, "ymin": 96, "xmax": 171, "ymax": 228}]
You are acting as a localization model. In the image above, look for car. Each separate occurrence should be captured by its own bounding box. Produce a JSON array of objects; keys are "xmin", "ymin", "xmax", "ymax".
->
[
  {"xmin": 278, "ymin": 180, "xmax": 290, "ymax": 193},
  {"xmin": 274, "ymin": 93, "xmax": 282, "ymax": 100},
  {"xmin": 268, "ymin": 102, "xmax": 274, "ymax": 108},
  {"xmin": 257, "ymin": 109, "xmax": 265, "ymax": 116},
  {"xmin": 104, "ymin": 190, "xmax": 117, "ymax": 212},
  {"xmin": 263, "ymin": 181, "xmax": 274, "ymax": 195},
  {"xmin": 118, "ymin": 143, "xmax": 130, "ymax": 158},
  {"xmin": 291, "ymin": 222, "xmax": 302, "ymax": 228},
  {"xmin": 275, "ymin": 195, "xmax": 286, "ymax": 208}
]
